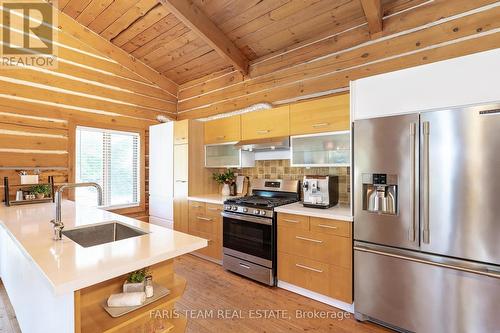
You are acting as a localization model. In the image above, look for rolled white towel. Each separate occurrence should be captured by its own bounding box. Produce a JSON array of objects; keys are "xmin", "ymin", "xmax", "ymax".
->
[{"xmin": 107, "ymin": 292, "xmax": 146, "ymax": 307}]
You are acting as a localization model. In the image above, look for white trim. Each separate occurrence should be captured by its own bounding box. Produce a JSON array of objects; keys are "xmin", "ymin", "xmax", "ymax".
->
[{"xmin": 277, "ymin": 280, "xmax": 354, "ymax": 313}]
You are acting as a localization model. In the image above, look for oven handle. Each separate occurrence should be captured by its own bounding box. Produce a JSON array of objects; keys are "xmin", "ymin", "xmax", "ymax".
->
[{"xmin": 222, "ymin": 212, "xmax": 272, "ymax": 225}]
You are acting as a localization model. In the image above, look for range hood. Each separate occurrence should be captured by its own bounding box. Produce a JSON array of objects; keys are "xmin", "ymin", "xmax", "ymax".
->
[{"xmin": 235, "ymin": 136, "xmax": 290, "ymax": 151}]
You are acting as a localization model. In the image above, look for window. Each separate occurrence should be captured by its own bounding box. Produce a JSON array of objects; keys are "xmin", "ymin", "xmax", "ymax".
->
[{"xmin": 76, "ymin": 126, "xmax": 140, "ymax": 209}]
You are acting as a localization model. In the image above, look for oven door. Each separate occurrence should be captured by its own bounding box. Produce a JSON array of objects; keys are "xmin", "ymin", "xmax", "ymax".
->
[{"xmin": 222, "ymin": 211, "xmax": 273, "ymax": 267}]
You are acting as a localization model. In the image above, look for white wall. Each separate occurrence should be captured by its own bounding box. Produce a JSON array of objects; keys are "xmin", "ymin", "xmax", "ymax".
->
[{"xmin": 351, "ymin": 48, "xmax": 500, "ymax": 120}]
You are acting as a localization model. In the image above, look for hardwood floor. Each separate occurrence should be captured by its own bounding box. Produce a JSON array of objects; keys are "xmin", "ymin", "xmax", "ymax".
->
[
  {"xmin": 175, "ymin": 255, "xmax": 390, "ymax": 333},
  {"xmin": 0, "ymin": 255, "xmax": 391, "ymax": 332},
  {"xmin": 0, "ymin": 281, "xmax": 20, "ymax": 333}
]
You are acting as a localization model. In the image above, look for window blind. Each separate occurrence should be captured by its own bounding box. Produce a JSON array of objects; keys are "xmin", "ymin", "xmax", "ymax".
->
[{"xmin": 76, "ymin": 126, "xmax": 140, "ymax": 208}]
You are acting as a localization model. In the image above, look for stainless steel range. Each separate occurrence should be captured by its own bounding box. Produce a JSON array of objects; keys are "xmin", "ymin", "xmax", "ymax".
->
[{"xmin": 222, "ymin": 179, "xmax": 300, "ymax": 286}]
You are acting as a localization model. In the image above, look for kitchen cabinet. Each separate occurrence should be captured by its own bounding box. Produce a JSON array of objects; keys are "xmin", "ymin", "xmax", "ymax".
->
[
  {"xmin": 241, "ymin": 105, "xmax": 290, "ymax": 140},
  {"xmin": 277, "ymin": 212, "xmax": 352, "ymax": 303},
  {"xmin": 172, "ymin": 120, "xmax": 214, "ymax": 232},
  {"xmin": 188, "ymin": 200, "xmax": 223, "ymax": 261},
  {"xmin": 290, "ymin": 94, "xmax": 350, "ymax": 135},
  {"xmin": 204, "ymin": 143, "xmax": 254, "ymax": 168},
  {"xmin": 174, "ymin": 119, "xmax": 188, "ymax": 144},
  {"xmin": 291, "ymin": 131, "xmax": 350, "ymax": 167},
  {"xmin": 204, "ymin": 115, "xmax": 241, "ymax": 144}
]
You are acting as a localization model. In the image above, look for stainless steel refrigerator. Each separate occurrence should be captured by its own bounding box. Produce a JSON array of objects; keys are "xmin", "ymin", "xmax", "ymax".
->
[{"xmin": 353, "ymin": 103, "xmax": 500, "ymax": 333}]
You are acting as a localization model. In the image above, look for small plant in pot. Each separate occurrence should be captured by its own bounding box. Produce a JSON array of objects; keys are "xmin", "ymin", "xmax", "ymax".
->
[
  {"xmin": 30, "ymin": 184, "xmax": 51, "ymax": 200},
  {"xmin": 123, "ymin": 267, "xmax": 150, "ymax": 293},
  {"xmin": 213, "ymin": 169, "xmax": 236, "ymax": 196}
]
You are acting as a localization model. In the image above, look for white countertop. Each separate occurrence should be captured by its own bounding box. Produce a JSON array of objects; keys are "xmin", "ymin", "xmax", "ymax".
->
[
  {"xmin": 0, "ymin": 201, "xmax": 207, "ymax": 295},
  {"xmin": 275, "ymin": 202, "xmax": 353, "ymax": 222},
  {"xmin": 188, "ymin": 194, "xmax": 242, "ymax": 205}
]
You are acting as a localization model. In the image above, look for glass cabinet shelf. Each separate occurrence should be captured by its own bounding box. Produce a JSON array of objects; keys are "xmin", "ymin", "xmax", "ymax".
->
[
  {"xmin": 205, "ymin": 142, "xmax": 255, "ymax": 168},
  {"xmin": 291, "ymin": 131, "xmax": 350, "ymax": 167}
]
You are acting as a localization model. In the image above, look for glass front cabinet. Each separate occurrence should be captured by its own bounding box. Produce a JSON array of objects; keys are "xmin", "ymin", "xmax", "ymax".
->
[
  {"xmin": 205, "ymin": 142, "xmax": 255, "ymax": 168},
  {"xmin": 290, "ymin": 131, "xmax": 350, "ymax": 167}
]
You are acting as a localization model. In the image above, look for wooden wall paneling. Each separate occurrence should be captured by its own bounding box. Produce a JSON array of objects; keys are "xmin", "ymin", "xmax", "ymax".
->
[
  {"xmin": 177, "ymin": 2, "xmax": 500, "ymax": 119},
  {"xmin": 0, "ymin": 67, "xmax": 176, "ymax": 112},
  {"xmin": 51, "ymin": 61, "xmax": 175, "ymax": 101},
  {"xmin": 159, "ymin": 0, "xmax": 249, "ymax": 74},
  {"xmin": 0, "ymin": 79, "xmax": 172, "ymax": 121},
  {"xmin": 155, "ymin": 42, "xmax": 213, "ymax": 74},
  {"xmin": 250, "ymin": 0, "xmax": 498, "ymax": 77},
  {"xmin": 0, "ymin": 98, "xmax": 155, "ymax": 129},
  {"xmin": 247, "ymin": 1, "xmax": 367, "ymax": 57},
  {"xmin": 55, "ymin": 6, "xmax": 179, "ymax": 96}
]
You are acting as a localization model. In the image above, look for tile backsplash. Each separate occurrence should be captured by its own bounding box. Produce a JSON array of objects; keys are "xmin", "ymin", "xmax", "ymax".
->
[{"xmin": 209, "ymin": 159, "xmax": 350, "ymax": 204}]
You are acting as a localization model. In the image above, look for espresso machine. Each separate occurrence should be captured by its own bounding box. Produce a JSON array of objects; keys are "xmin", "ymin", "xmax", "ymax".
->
[
  {"xmin": 302, "ymin": 175, "xmax": 339, "ymax": 208},
  {"xmin": 361, "ymin": 173, "xmax": 398, "ymax": 215}
]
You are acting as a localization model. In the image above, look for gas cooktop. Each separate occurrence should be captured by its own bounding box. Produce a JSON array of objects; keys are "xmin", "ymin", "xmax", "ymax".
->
[{"xmin": 225, "ymin": 195, "xmax": 298, "ymax": 208}]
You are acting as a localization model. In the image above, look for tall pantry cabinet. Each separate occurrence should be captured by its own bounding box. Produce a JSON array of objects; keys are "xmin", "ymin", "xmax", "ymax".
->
[{"xmin": 173, "ymin": 120, "xmax": 214, "ymax": 233}]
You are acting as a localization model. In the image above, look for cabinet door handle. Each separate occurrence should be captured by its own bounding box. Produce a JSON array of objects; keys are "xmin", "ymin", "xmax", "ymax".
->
[
  {"xmin": 239, "ymin": 263, "xmax": 251, "ymax": 269},
  {"xmin": 176, "ymin": 137, "xmax": 186, "ymax": 141},
  {"xmin": 312, "ymin": 122, "xmax": 330, "ymax": 128},
  {"xmin": 295, "ymin": 263, "xmax": 323, "ymax": 273},
  {"xmin": 295, "ymin": 236, "xmax": 323, "ymax": 243},
  {"xmin": 283, "ymin": 219, "xmax": 299, "ymax": 223},
  {"xmin": 256, "ymin": 130, "xmax": 270, "ymax": 134},
  {"xmin": 176, "ymin": 180, "xmax": 187, "ymax": 183},
  {"xmin": 207, "ymin": 207, "xmax": 220, "ymax": 211},
  {"xmin": 216, "ymin": 135, "xmax": 226, "ymax": 140},
  {"xmin": 192, "ymin": 205, "xmax": 202, "ymax": 208},
  {"xmin": 317, "ymin": 224, "xmax": 338, "ymax": 229},
  {"xmin": 197, "ymin": 216, "xmax": 213, "ymax": 221}
]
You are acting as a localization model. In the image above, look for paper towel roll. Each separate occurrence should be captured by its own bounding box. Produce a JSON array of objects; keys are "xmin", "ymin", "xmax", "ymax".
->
[{"xmin": 107, "ymin": 292, "xmax": 146, "ymax": 307}]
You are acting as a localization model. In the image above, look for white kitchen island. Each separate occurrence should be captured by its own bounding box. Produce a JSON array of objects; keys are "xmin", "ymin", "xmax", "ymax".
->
[{"xmin": 0, "ymin": 200, "xmax": 206, "ymax": 333}]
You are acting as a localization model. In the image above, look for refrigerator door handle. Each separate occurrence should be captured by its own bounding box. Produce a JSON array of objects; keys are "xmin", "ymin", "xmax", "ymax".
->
[
  {"xmin": 422, "ymin": 121, "xmax": 430, "ymax": 244},
  {"xmin": 409, "ymin": 122, "xmax": 417, "ymax": 242},
  {"xmin": 354, "ymin": 245, "xmax": 500, "ymax": 279}
]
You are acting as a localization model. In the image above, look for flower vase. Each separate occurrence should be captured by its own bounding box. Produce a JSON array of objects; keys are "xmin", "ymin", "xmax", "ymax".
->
[{"xmin": 221, "ymin": 183, "xmax": 231, "ymax": 196}]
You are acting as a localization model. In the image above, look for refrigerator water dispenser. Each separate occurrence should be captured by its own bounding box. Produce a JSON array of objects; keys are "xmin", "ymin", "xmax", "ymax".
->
[{"xmin": 362, "ymin": 173, "xmax": 397, "ymax": 215}]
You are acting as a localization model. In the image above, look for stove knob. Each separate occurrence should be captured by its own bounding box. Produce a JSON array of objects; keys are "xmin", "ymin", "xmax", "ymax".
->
[
  {"xmin": 260, "ymin": 210, "xmax": 267, "ymax": 216},
  {"xmin": 254, "ymin": 209, "xmax": 260, "ymax": 215},
  {"xmin": 242, "ymin": 208, "xmax": 248, "ymax": 213},
  {"xmin": 231, "ymin": 206, "xmax": 238, "ymax": 211}
]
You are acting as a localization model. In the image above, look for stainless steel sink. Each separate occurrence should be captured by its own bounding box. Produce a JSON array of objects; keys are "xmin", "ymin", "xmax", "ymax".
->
[{"xmin": 62, "ymin": 221, "xmax": 148, "ymax": 248}]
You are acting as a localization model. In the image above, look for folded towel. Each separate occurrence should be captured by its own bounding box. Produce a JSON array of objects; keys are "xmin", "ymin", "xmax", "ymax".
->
[{"xmin": 107, "ymin": 292, "xmax": 146, "ymax": 307}]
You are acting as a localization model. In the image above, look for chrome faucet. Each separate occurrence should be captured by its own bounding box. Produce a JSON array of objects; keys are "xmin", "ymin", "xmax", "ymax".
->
[{"xmin": 51, "ymin": 182, "xmax": 103, "ymax": 240}]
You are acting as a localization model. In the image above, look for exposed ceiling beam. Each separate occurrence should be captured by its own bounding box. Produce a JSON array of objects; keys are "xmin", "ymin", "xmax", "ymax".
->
[
  {"xmin": 52, "ymin": 6, "xmax": 179, "ymax": 97},
  {"xmin": 360, "ymin": 0, "xmax": 383, "ymax": 35},
  {"xmin": 159, "ymin": 0, "xmax": 249, "ymax": 74}
]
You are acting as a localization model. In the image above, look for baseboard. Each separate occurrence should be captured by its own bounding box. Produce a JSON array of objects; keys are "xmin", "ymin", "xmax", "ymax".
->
[
  {"xmin": 277, "ymin": 280, "xmax": 354, "ymax": 313},
  {"xmin": 190, "ymin": 253, "xmax": 222, "ymax": 265}
]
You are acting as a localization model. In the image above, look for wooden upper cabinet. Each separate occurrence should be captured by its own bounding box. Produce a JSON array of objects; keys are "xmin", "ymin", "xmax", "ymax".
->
[
  {"xmin": 174, "ymin": 120, "xmax": 189, "ymax": 144},
  {"xmin": 241, "ymin": 105, "xmax": 290, "ymax": 140},
  {"xmin": 290, "ymin": 94, "xmax": 350, "ymax": 135},
  {"xmin": 204, "ymin": 115, "xmax": 241, "ymax": 144}
]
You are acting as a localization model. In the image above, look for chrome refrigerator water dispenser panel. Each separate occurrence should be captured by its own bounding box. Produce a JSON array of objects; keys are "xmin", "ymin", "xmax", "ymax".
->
[{"xmin": 362, "ymin": 173, "xmax": 397, "ymax": 215}]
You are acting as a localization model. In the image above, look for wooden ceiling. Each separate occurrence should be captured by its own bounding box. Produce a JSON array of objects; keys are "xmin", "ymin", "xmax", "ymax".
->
[{"xmin": 55, "ymin": 0, "xmax": 426, "ymax": 85}]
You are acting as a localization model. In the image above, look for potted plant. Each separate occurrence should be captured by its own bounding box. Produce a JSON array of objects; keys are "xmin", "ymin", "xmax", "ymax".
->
[
  {"xmin": 213, "ymin": 169, "xmax": 236, "ymax": 196},
  {"xmin": 30, "ymin": 184, "xmax": 51, "ymax": 200},
  {"xmin": 123, "ymin": 267, "xmax": 150, "ymax": 293}
]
